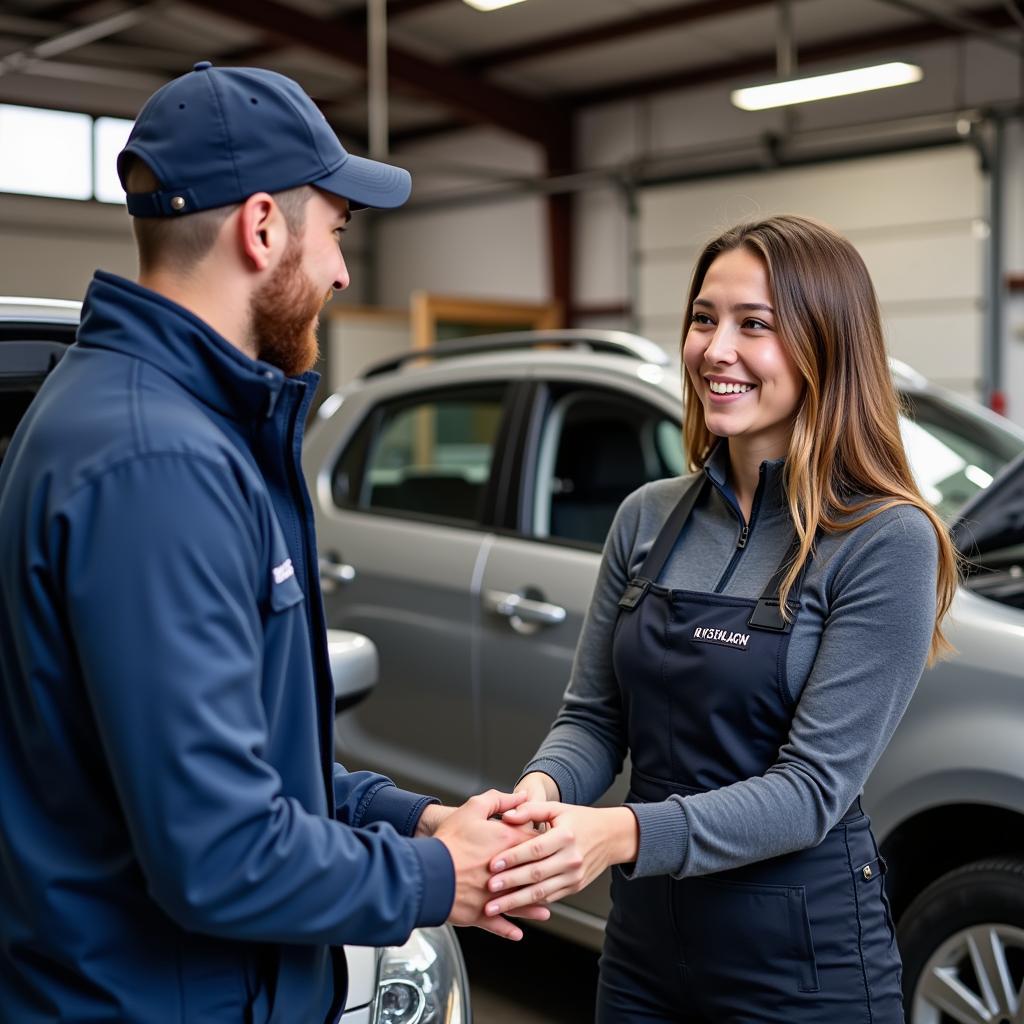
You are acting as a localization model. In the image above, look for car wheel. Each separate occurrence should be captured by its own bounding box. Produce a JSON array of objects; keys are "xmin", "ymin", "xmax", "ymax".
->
[{"xmin": 898, "ymin": 858, "xmax": 1024, "ymax": 1024}]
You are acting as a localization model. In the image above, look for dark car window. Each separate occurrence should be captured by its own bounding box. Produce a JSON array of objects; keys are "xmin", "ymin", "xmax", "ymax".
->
[
  {"xmin": 532, "ymin": 388, "xmax": 682, "ymax": 547},
  {"xmin": 331, "ymin": 384, "xmax": 509, "ymax": 526},
  {"xmin": 899, "ymin": 392, "xmax": 1024, "ymax": 523},
  {"xmin": 0, "ymin": 335, "xmax": 72, "ymax": 472}
]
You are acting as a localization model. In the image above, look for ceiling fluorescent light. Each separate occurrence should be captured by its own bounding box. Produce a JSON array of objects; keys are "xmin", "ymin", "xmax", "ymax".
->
[
  {"xmin": 731, "ymin": 62, "xmax": 923, "ymax": 111},
  {"xmin": 463, "ymin": 0, "xmax": 529, "ymax": 10}
]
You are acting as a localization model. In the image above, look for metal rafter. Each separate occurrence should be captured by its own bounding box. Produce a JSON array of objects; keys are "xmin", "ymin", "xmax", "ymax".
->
[
  {"xmin": 876, "ymin": 0, "xmax": 1022, "ymax": 54},
  {"xmin": 567, "ymin": 3, "xmax": 1019, "ymax": 107},
  {"xmin": 181, "ymin": 0, "xmax": 569, "ymax": 148},
  {"xmin": 459, "ymin": 0, "xmax": 796, "ymax": 73},
  {"xmin": 0, "ymin": 3, "xmax": 160, "ymax": 82}
]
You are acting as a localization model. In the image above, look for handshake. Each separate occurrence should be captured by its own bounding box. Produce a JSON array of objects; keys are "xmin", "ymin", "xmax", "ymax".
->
[{"xmin": 416, "ymin": 773, "xmax": 639, "ymax": 941}]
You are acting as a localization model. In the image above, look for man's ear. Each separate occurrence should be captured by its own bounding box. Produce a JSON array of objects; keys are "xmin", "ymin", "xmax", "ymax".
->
[{"xmin": 237, "ymin": 192, "xmax": 284, "ymax": 273}]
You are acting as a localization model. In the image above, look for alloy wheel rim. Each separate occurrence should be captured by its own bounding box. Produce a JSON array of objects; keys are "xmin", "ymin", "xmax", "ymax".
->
[{"xmin": 911, "ymin": 924, "xmax": 1024, "ymax": 1024}]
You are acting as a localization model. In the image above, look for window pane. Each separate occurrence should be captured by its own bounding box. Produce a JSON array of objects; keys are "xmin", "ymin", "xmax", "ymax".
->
[
  {"xmin": 94, "ymin": 117, "xmax": 134, "ymax": 204},
  {"xmin": 900, "ymin": 391, "xmax": 1024, "ymax": 521},
  {"xmin": 537, "ymin": 390, "xmax": 678, "ymax": 547},
  {"xmin": 0, "ymin": 105, "xmax": 91, "ymax": 200},
  {"xmin": 358, "ymin": 388, "xmax": 507, "ymax": 524}
]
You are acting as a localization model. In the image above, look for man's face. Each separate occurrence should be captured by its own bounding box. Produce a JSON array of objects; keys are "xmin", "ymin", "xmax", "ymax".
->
[{"xmin": 251, "ymin": 189, "xmax": 350, "ymax": 378}]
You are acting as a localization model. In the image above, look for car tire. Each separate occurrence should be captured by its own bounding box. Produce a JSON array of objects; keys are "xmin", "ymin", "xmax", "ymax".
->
[{"xmin": 898, "ymin": 857, "xmax": 1024, "ymax": 1024}]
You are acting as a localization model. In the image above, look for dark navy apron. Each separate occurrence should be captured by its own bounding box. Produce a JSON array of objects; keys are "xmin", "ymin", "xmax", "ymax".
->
[{"xmin": 597, "ymin": 474, "xmax": 903, "ymax": 1024}]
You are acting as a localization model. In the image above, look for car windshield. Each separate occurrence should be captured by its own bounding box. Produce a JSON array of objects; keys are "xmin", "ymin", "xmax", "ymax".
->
[{"xmin": 899, "ymin": 391, "xmax": 1024, "ymax": 523}]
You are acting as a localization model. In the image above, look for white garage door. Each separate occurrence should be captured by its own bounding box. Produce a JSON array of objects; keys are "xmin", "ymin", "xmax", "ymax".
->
[{"xmin": 636, "ymin": 146, "xmax": 986, "ymax": 398}]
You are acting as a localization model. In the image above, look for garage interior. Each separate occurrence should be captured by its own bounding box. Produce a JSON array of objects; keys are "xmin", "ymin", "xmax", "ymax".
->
[
  {"xmin": 2, "ymin": 3, "xmax": 1024, "ymax": 1023},
  {"xmin": 0, "ymin": 0, "xmax": 1022, "ymax": 418}
]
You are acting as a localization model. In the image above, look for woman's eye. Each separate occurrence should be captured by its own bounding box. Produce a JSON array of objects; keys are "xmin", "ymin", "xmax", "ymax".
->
[
  {"xmin": 743, "ymin": 317, "xmax": 771, "ymax": 330},
  {"xmin": 691, "ymin": 312, "xmax": 714, "ymax": 325}
]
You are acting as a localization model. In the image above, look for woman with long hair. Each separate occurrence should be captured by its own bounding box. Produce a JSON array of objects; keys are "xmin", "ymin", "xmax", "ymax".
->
[{"xmin": 484, "ymin": 214, "xmax": 959, "ymax": 1021}]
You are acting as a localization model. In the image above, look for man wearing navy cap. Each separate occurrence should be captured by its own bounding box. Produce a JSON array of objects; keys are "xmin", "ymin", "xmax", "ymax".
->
[{"xmin": 0, "ymin": 63, "xmax": 543, "ymax": 1023}]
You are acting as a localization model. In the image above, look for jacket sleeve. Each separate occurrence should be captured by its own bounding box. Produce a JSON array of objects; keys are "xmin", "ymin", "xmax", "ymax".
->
[
  {"xmin": 59, "ymin": 452, "xmax": 454, "ymax": 945},
  {"xmin": 332, "ymin": 764, "xmax": 440, "ymax": 836}
]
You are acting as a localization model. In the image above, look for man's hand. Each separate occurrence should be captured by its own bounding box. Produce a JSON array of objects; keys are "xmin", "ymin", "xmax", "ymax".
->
[
  {"xmin": 482, "ymin": 802, "xmax": 639, "ymax": 918},
  {"xmin": 434, "ymin": 790, "xmax": 551, "ymax": 941}
]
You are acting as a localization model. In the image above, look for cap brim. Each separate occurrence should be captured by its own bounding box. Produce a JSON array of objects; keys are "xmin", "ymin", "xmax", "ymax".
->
[{"xmin": 314, "ymin": 153, "xmax": 411, "ymax": 211}]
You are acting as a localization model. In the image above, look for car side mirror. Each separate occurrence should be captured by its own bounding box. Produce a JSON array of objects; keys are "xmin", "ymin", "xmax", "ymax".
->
[{"xmin": 327, "ymin": 629, "xmax": 379, "ymax": 713}]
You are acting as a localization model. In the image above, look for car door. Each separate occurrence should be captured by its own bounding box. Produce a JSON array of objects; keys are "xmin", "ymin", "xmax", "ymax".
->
[
  {"xmin": 476, "ymin": 371, "xmax": 684, "ymax": 926},
  {"xmin": 311, "ymin": 380, "xmax": 516, "ymax": 803}
]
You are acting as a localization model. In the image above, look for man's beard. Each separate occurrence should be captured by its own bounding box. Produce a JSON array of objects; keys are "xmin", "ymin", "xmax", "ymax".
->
[{"xmin": 251, "ymin": 237, "xmax": 333, "ymax": 378}]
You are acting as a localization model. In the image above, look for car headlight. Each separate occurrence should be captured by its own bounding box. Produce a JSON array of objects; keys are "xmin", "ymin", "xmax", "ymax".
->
[{"xmin": 373, "ymin": 926, "xmax": 470, "ymax": 1024}]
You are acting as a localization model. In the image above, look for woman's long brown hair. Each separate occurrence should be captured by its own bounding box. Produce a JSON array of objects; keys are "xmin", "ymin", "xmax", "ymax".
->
[{"xmin": 681, "ymin": 214, "xmax": 959, "ymax": 665}]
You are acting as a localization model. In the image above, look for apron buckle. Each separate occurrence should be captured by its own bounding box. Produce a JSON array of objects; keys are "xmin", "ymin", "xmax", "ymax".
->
[
  {"xmin": 747, "ymin": 598, "xmax": 798, "ymax": 633},
  {"xmin": 618, "ymin": 578, "xmax": 651, "ymax": 611}
]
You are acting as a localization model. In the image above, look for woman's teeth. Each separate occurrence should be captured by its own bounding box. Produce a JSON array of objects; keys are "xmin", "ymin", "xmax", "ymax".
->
[{"xmin": 708, "ymin": 380, "xmax": 755, "ymax": 395}]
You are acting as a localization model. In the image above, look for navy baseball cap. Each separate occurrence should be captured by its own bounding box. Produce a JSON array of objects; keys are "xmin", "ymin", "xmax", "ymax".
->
[{"xmin": 118, "ymin": 61, "xmax": 411, "ymax": 217}]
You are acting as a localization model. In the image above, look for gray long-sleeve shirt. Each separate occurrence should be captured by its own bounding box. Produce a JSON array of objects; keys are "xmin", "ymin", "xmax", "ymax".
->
[{"xmin": 522, "ymin": 443, "xmax": 939, "ymax": 879}]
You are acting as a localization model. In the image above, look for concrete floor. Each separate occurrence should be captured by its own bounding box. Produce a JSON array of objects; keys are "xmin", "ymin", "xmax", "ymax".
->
[{"xmin": 457, "ymin": 926, "xmax": 599, "ymax": 1023}]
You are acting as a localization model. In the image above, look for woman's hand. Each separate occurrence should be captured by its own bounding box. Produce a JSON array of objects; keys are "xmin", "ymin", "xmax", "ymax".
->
[
  {"xmin": 513, "ymin": 773, "xmax": 559, "ymax": 833},
  {"xmin": 513, "ymin": 772, "xmax": 560, "ymax": 805},
  {"xmin": 483, "ymin": 802, "xmax": 639, "ymax": 918}
]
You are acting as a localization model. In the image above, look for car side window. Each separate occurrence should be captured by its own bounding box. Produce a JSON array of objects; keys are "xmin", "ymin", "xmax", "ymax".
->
[
  {"xmin": 533, "ymin": 388, "xmax": 682, "ymax": 547},
  {"xmin": 331, "ymin": 384, "xmax": 508, "ymax": 525}
]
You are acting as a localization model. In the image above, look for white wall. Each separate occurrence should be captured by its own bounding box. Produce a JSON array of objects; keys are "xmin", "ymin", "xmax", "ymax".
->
[
  {"xmin": 635, "ymin": 147, "xmax": 986, "ymax": 396},
  {"xmin": 0, "ymin": 192, "xmax": 370, "ymax": 304},
  {"xmin": 1003, "ymin": 119, "xmax": 1024, "ymax": 427},
  {"xmin": 373, "ymin": 126, "xmax": 549, "ymax": 307},
  {"xmin": 0, "ymin": 193, "xmax": 136, "ymax": 300}
]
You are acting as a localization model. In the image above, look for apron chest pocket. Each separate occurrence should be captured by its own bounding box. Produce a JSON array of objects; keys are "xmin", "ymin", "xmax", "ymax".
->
[{"xmin": 675, "ymin": 876, "xmax": 820, "ymax": 994}]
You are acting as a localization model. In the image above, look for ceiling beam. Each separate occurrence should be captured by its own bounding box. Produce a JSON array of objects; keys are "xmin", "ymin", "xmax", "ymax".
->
[
  {"xmin": 459, "ymin": 0, "xmax": 790, "ymax": 72},
  {"xmin": 385, "ymin": 0, "xmax": 451, "ymax": 14},
  {"xmin": 568, "ymin": 4, "xmax": 1019, "ymax": 108},
  {"xmin": 183, "ymin": 0, "xmax": 568, "ymax": 147},
  {"xmin": 198, "ymin": 0, "xmax": 453, "ymax": 73},
  {"xmin": 391, "ymin": 117, "xmax": 471, "ymax": 145},
  {"xmin": 30, "ymin": 0, "xmax": 114, "ymax": 20},
  {"xmin": 876, "ymin": 0, "xmax": 1022, "ymax": 55}
]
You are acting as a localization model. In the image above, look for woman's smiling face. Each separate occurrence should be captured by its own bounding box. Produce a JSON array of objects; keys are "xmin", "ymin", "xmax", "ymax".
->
[{"xmin": 683, "ymin": 246, "xmax": 804, "ymax": 460}]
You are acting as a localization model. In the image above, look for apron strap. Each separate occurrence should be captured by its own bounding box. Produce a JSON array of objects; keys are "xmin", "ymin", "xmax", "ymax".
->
[
  {"xmin": 617, "ymin": 469, "xmax": 814, "ymax": 628},
  {"xmin": 618, "ymin": 474, "xmax": 708, "ymax": 611},
  {"xmin": 747, "ymin": 531, "xmax": 813, "ymax": 633}
]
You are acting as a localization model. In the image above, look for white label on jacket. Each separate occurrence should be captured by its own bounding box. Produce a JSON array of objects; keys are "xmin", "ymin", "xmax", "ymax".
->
[
  {"xmin": 272, "ymin": 558, "xmax": 295, "ymax": 585},
  {"xmin": 692, "ymin": 626, "xmax": 750, "ymax": 650}
]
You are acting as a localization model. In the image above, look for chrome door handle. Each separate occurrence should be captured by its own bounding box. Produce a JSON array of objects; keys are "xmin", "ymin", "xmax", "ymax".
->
[
  {"xmin": 484, "ymin": 590, "xmax": 566, "ymax": 634},
  {"xmin": 319, "ymin": 556, "xmax": 356, "ymax": 585}
]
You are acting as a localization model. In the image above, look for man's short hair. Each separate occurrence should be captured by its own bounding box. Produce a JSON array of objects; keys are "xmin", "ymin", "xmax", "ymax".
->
[{"xmin": 122, "ymin": 156, "xmax": 312, "ymax": 274}]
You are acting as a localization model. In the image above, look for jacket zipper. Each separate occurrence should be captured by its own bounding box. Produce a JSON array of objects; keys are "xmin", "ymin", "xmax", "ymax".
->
[{"xmin": 713, "ymin": 464, "xmax": 765, "ymax": 594}]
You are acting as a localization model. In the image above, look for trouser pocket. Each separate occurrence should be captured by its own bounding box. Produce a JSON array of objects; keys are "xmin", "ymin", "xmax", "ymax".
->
[
  {"xmin": 675, "ymin": 876, "xmax": 820, "ymax": 994},
  {"xmin": 857, "ymin": 855, "xmax": 897, "ymax": 949}
]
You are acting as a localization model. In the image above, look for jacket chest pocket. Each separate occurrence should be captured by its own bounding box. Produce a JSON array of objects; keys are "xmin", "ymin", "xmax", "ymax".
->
[
  {"xmin": 269, "ymin": 568, "xmax": 305, "ymax": 613},
  {"xmin": 265, "ymin": 519, "xmax": 305, "ymax": 615}
]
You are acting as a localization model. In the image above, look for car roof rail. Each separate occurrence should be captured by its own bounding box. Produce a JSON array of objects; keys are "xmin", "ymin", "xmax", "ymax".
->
[{"xmin": 360, "ymin": 329, "xmax": 671, "ymax": 379}]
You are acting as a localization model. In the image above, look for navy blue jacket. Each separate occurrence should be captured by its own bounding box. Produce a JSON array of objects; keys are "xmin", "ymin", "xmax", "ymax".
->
[{"xmin": 0, "ymin": 272, "xmax": 455, "ymax": 1023}]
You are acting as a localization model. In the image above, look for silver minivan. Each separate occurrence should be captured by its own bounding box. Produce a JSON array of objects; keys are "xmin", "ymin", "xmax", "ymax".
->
[{"xmin": 306, "ymin": 331, "xmax": 1024, "ymax": 1024}]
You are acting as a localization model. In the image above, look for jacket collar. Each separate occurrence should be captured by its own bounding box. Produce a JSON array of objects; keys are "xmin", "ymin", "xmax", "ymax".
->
[
  {"xmin": 76, "ymin": 271, "xmax": 318, "ymax": 422},
  {"xmin": 703, "ymin": 439, "xmax": 789, "ymax": 517}
]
